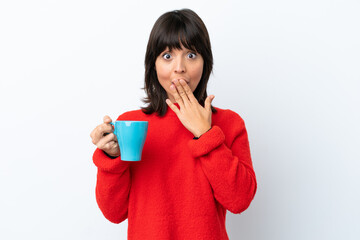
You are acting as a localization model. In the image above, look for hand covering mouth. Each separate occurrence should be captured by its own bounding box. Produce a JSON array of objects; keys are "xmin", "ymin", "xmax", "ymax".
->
[{"xmin": 172, "ymin": 78, "xmax": 189, "ymax": 84}]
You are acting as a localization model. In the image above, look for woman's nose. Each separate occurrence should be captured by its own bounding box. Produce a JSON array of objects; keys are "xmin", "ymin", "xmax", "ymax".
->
[{"xmin": 174, "ymin": 58, "xmax": 186, "ymax": 73}]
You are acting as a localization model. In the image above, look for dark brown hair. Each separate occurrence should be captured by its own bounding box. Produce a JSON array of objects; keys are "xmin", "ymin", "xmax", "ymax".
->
[{"xmin": 140, "ymin": 8, "xmax": 217, "ymax": 116}]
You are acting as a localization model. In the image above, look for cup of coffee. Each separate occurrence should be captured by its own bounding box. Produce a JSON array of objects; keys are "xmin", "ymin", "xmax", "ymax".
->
[{"xmin": 110, "ymin": 121, "xmax": 148, "ymax": 161}]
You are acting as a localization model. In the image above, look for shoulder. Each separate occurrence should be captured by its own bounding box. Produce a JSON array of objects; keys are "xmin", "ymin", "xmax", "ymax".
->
[
  {"xmin": 116, "ymin": 109, "xmax": 147, "ymax": 121},
  {"xmin": 212, "ymin": 106, "xmax": 248, "ymax": 144},
  {"xmin": 213, "ymin": 106, "xmax": 245, "ymax": 125}
]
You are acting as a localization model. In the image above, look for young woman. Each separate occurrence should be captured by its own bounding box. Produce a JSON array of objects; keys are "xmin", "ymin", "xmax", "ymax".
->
[{"xmin": 90, "ymin": 8, "xmax": 257, "ymax": 240}]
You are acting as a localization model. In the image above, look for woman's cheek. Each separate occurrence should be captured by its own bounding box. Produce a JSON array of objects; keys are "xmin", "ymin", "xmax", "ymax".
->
[{"xmin": 157, "ymin": 65, "xmax": 171, "ymax": 81}]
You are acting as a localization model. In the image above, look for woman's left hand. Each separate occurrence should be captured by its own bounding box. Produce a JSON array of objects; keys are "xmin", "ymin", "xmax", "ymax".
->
[{"xmin": 166, "ymin": 79, "xmax": 215, "ymax": 138}]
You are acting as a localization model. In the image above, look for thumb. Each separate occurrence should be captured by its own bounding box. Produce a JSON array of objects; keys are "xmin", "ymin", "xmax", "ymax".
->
[
  {"xmin": 205, "ymin": 95, "xmax": 214, "ymax": 110},
  {"xmin": 103, "ymin": 115, "xmax": 112, "ymax": 123}
]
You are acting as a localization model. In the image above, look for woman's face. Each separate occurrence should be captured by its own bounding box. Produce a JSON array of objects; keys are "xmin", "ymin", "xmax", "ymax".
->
[{"xmin": 155, "ymin": 45, "xmax": 204, "ymax": 103}]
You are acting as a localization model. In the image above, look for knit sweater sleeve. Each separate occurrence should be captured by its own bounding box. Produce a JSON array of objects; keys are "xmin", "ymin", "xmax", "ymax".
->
[
  {"xmin": 93, "ymin": 143, "xmax": 131, "ymax": 224},
  {"xmin": 187, "ymin": 110, "xmax": 257, "ymax": 214}
]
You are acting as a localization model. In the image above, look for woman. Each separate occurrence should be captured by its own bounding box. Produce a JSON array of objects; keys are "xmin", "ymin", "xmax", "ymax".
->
[{"xmin": 90, "ymin": 8, "xmax": 257, "ymax": 240}]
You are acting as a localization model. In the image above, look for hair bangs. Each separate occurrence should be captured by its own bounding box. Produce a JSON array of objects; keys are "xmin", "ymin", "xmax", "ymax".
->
[{"xmin": 155, "ymin": 18, "xmax": 199, "ymax": 56}]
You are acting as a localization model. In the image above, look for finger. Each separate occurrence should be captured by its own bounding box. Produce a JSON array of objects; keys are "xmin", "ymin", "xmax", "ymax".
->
[
  {"xmin": 179, "ymin": 79, "xmax": 197, "ymax": 103},
  {"xmin": 101, "ymin": 122, "xmax": 115, "ymax": 136},
  {"xmin": 99, "ymin": 137, "xmax": 118, "ymax": 150},
  {"xmin": 205, "ymin": 95, "xmax": 215, "ymax": 111},
  {"xmin": 103, "ymin": 141, "xmax": 119, "ymax": 151},
  {"xmin": 97, "ymin": 132, "xmax": 118, "ymax": 149},
  {"xmin": 173, "ymin": 79, "xmax": 190, "ymax": 104},
  {"xmin": 92, "ymin": 123, "xmax": 113, "ymax": 144},
  {"xmin": 170, "ymin": 82, "xmax": 184, "ymax": 108},
  {"xmin": 103, "ymin": 115, "xmax": 114, "ymax": 131},
  {"xmin": 165, "ymin": 98, "xmax": 180, "ymax": 115},
  {"xmin": 103, "ymin": 115, "xmax": 112, "ymax": 123}
]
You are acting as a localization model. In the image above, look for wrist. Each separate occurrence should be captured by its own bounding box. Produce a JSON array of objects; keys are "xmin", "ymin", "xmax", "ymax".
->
[
  {"xmin": 193, "ymin": 126, "xmax": 212, "ymax": 139},
  {"xmin": 103, "ymin": 151, "xmax": 119, "ymax": 159}
]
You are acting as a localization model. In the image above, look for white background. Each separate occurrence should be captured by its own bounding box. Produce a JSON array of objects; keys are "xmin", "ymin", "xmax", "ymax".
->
[{"xmin": 1, "ymin": 0, "xmax": 359, "ymax": 239}]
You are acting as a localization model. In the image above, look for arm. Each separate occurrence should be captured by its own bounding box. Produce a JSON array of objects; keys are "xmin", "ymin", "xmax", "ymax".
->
[
  {"xmin": 93, "ymin": 147, "xmax": 131, "ymax": 223},
  {"xmin": 187, "ymin": 113, "xmax": 257, "ymax": 214}
]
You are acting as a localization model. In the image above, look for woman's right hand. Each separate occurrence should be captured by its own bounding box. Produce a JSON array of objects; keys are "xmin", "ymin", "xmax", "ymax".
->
[{"xmin": 90, "ymin": 115, "xmax": 120, "ymax": 158}]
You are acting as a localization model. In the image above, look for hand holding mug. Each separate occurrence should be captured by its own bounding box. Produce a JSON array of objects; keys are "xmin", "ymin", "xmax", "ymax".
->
[{"xmin": 90, "ymin": 115, "xmax": 120, "ymax": 158}]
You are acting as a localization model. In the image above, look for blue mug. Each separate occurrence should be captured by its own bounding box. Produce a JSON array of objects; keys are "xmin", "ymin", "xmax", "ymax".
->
[{"xmin": 110, "ymin": 121, "xmax": 148, "ymax": 161}]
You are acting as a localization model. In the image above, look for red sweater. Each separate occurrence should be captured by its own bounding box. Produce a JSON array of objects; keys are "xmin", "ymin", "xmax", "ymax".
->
[{"xmin": 93, "ymin": 104, "xmax": 257, "ymax": 239}]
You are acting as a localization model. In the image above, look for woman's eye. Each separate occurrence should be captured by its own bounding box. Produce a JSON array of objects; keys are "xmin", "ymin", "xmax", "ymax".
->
[
  {"xmin": 162, "ymin": 53, "xmax": 171, "ymax": 60},
  {"xmin": 188, "ymin": 52, "xmax": 197, "ymax": 59}
]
